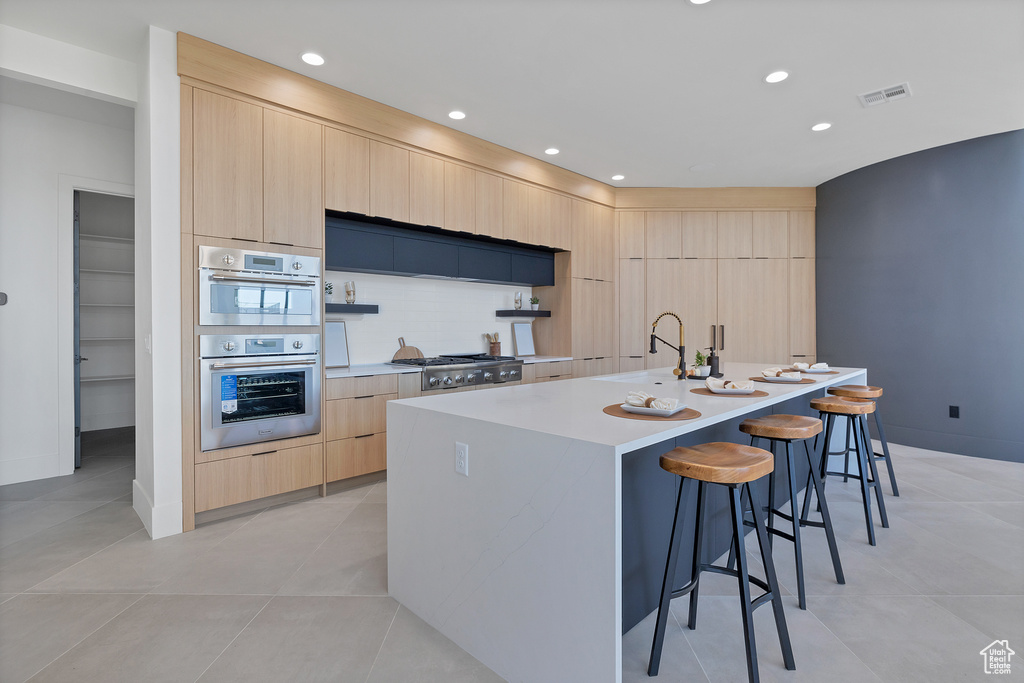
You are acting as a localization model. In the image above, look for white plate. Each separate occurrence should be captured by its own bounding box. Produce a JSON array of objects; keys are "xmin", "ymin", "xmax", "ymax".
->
[
  {"xmin": 792, "ymin": 366, "xmax": 832, "ymax": 374},
  {"xmin": 761, "ymin": 375, "xmax": 804, "ymax": 383},
  {"xmin": 707, "ymin": 386, "xmax": 756, "ymax": 395},
  {"xmin": 620, "ymin": 403, "xmax": 688, "ymax": 417}
]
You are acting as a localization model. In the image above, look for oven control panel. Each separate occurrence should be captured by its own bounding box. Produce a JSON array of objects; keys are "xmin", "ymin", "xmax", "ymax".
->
[{"xmin": 200, "ymin": 334, "xmax": 320, "ymax": 359}]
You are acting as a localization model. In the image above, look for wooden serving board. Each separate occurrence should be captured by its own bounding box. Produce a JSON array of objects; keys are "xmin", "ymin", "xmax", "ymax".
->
[
  {"xmin": 690, "ymin": 388, "xmax": 769, "ymax": 398},
  {"xmin": 602, "ymin": 404, "xmax": 701, "ymax": 421},
  {"xmin": 392, "ymin": 337, "xmax": 424, "ymax": 360},
  {"xmin": 750, "ymin": 376, "xmax": 816, "ymax": 385}
]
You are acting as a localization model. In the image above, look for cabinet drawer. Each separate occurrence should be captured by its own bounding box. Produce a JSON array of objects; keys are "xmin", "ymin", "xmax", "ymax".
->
[
  {"xmin": 195, "ymin": 443, "xmax": 324, "ymax": 512},
  {"xmin": 326, "ymin": 434, "xmax": 386, "ymax": 482},
  {"xmin": 533, "ymin": 360, "xmax": 573, "ymax": 378},
  {"xmin": 326, "ymin": 393, "xmax": 396, "ymax": 441},
  {"xmin": 534, "ymin": 374, "xmax": 572, "ymax": 383},
  {"xmin": 326, "ymin": 374, "xmax": 399, "ymax": 400}
]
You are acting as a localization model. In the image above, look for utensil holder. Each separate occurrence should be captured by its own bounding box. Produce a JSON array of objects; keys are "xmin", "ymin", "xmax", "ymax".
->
[{"xmin": 489, "ymin": 342, "xmax": 501, "ymax": 356}]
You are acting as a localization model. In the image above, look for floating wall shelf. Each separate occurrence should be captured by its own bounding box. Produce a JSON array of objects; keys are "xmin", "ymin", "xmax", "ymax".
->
[
  {"xmin": 495, "ymin": 310, "xmax": 551, "ymax": 318},
  {"xmin": 325, "ymin": 303, "xmax": 379, "ymax": 315}
]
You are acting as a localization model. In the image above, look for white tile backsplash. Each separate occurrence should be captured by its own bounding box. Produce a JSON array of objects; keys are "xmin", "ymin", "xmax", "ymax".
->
[{"xmin": 325, "ymin": 271, "xmax": 534, "ymax": 363}]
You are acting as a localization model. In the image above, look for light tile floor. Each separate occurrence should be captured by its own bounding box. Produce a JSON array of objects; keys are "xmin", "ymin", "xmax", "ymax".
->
[{"xmin": 0, "ymin": 440, "xmax": 1021, "ymax": 682}]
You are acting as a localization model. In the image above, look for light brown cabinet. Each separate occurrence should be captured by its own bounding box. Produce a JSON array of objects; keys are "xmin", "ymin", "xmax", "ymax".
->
[
  {"xmin": 644, "ymin": 259, "xmax": 718, "ymax": 370},
  {"xmin": 324, "ymin": 127, "xmax": 370, "ymax": 215},
  {"xmin": 443, "ymin": 161, "xmax": 475, "ymax": 231},
  {"xmin": 410, "ymin": 152, "xmax": 444, "ymax": 227},
  {"xmin": 194, "ymin": 443, "xmax": 323, "ymax": 513},
  {"xmin": 369, "ymin": 140, "xmax": 410, "ymax": 222},
  {"xmin": 474, "ymin": 171, "xmax": 503, "ymax": 239},
  {"xmin": 789, "ymin": 210, "xmax": 815, "ymax": 258},
  {"xmin": 618, "ymin": 259, "xmax": 646, "ymax": 356},
  {"xmin": 572, "ymin": 278, "xmax": 616, "ymax": 373},
  {"xmin": 645, "ymin": 212, "xmax": 682, "ymax": 259},
  {"xmin": 503, "ymin": 179, "xmax": 530, "ymax": 243},
  {"xmin": 753, "ymin": 211, "xmax": 788, "ymax": 259},
  {"xmin": 263, "ymin": 109, "xmax": 323, "ymax": 248},
  {"xmin": 717, "ymin": 211, "xmax": 753, "ymax": 259},
  {"xmin": 529, "ymin": 187, "xmax": 572, "ymax": 250},
  {"xmin": 326, "ymin": 434, "xmax": 386, "ymax": 482},
  {"xmin": 324, "ymin": 374, "xmax": 398, "ymax": 483},
  {"xmin": 527, "ymin": 360, "xmax": 573, "ymax": 384},
  {"xmin": 789, "ymin": 258, "xmax": 816, "ymax": 358},
  {"xmin": 572, "ymin": 201, "xmax": 615, "ymax": 281},
  {"xmin": 681, "ymin": 212, "xmax": 717, "ymax": 258},
  {"xmin": 618, "ymin": 211, "xmax": 645, "ymax": 260},
  {"xmin": 193, "ymin": 89, "xmax": 263, "ymax": 242},
  {"xmin": 717, "ymin": 259, "xmax": 789, "ymax": 364}
]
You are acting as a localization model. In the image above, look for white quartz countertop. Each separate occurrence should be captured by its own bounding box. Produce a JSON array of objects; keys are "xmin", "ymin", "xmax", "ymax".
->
[
  {"xmin": 521, "ymin": 355, "xmax": 573, "ymax": 364},
  {"xmin": 326, "ymin": 355, "xmax": 571, "ymax": 378},
  {"xmin": 392, "ymin": 362, "xmax": 866, "ymax": 454}
]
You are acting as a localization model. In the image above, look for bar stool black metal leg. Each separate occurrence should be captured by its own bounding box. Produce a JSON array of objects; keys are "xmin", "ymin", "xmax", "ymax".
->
[
  {"xmin": 873, "ymin": 408, "xmax": 900, "ymax": 496},
  {"xmin": 803, "ymin": 412, "xmax": 833, "ymax": 521},
  {"xmin": 859, "ymin": 415, "xmax": 888, "ymax": 528},
  {"xmin": 783, "ymin": 441, "xmax": 806, "ymax": 610},
  {"xmin": 746, "ymin": 482, "xmax": 796, "ymax": 672},
  {"xmin": 686, "ymin": 481, "xmax": 707, "ymax": 630},
  {"xmin": 841, "ymin": 418, "xmax": 852, "ymax": 482},
  {"xmin": 765, "ymin": 440, "xmax": 777, "ymax": 550},
  {"xmin": 730, "ymin": 484, "xmax": 760, "ymax": 683},
  {"xmin": 802, "ymin": 439, "xmax": 845, "ymax": 584},
  {"xmin": 851, "ymin": 413, "xmax": 877, "ymax": 546},
  {"xmin": 648, "ymin": 478, "xmax": 691, "ymax": 675}
]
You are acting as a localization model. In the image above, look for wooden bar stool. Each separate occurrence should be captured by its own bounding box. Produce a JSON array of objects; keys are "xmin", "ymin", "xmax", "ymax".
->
[
  {"xmin": 804, "ymin": 396, "xmax": 889, "ymax": 546},
  {"xmin": 737, "ymin": 415, "xmax": 844, "ymax": 610},
  {"xmin": 827, "ymin": 385, "xmax": 899, "ymax": 496},
  {"xmin": 649, "ymin": 442, "xmax": 795, "ymax": 683}
]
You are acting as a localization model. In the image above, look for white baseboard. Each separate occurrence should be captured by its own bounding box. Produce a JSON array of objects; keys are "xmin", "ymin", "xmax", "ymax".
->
[
  {"xmin": 0, "ymin": 452, "xmax": 61, "ymax": 486},
  {"xmin": 132, "ymin": 479, "xmax": 183, "ymax": 539}
]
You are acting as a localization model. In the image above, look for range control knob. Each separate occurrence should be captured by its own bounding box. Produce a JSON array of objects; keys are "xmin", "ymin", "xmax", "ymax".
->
[
  {"xmin": 222, "ymin": 254, "xmax": 235, "ymax": 266},
  {"xmin": 467, "ymin": 373, "xmax": 477, "ymax": 383},
  {"xmin": 293, "ymin": 341, "xmax": 303, "ymax": 349},
  {"xmin": 499, "ymin": 371, "xmax": 509, "ymax": 380},
  {"xmin": 484, "ymin": 372, "xmax": 494, "ymax": 381},
  {"xmin": 292, "ymin": 262, "xmax": 303, "ymax": 271},
  {"xmin": 222, "ymin": 341, "xmax": 236, "ymax": 352},
  {"xmin": 428, "ymin": 377, "xmax": 440, "ymax": 387},
  {"xmin": 443, "ymin": 377, "xmax": 453, "ymax": 386},
  {"xmin": 454, "ymin": 374, "xmax": 464, "ymax": 383},
  {"xmin": 509, "ymin": 369, "xmax": 519, "ymax": 378}
]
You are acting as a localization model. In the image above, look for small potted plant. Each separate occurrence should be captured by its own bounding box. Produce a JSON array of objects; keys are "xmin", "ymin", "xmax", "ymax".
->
[
  {"xmin": 529, "ymin": 296, "xmax": 540, "ymax": 311},
  {"xmin": 694, "ymin": 349, "xmax": 711, "ymax": 377},
  {"xmin": 324, "ymin": 281, "xmax": 334, "ymax": 303}
]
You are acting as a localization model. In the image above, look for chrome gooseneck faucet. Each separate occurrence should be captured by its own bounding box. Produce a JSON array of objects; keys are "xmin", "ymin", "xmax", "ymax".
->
[{"xmin": 649, "ymin": 312, "xmax": 685, "ymax": 380}]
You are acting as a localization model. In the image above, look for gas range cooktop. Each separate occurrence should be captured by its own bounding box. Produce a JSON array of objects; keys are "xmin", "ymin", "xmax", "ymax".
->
[{"xmin": 391, "ymin": 354, "xmax": 523, "ymax": 390}]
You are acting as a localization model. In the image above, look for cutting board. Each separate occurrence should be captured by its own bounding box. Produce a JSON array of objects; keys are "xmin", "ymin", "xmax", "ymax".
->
[{"xmin": 392, "ymin": 337, "xmax": 424, "ymax": 361}]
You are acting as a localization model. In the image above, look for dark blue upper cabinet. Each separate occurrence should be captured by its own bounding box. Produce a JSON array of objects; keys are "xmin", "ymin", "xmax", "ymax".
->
[{"xmin": 325, "ymin": 213, "xmax": 554, "ymax": 286}]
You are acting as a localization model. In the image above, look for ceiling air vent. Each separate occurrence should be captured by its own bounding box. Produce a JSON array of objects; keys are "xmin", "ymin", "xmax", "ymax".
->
[{"xmin": 858, "ymin": 82, "xmax": 912, "ymax": 108}]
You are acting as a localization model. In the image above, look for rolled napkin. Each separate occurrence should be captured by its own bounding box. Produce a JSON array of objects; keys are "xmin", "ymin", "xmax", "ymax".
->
[
  {"xmin": 792, "ymin": 362, "xmax": 810, "ymax": 371},
  {"xmin": 649, "ymin": 397, "xmax": 679, "ymax": 411},
  {"xmin": 706, "ymin": 378, "xmax": 755, "ymax": 391},
  {"xmin": 625, "ymin": 391, "xmax": 653, "ymax": 407},
  {"xmin": 762, "ymin": 367, "xmax": 802, "ymax": 379},
  {"xmin": 810, "ymin": 362, "xmax": 830, "ymax": 370}
]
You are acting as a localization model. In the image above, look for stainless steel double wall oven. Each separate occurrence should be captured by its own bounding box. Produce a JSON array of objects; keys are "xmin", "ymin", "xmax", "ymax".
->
[{"xmin": 197, "ymin": 245, "xmax": 322, "ymax": 452}]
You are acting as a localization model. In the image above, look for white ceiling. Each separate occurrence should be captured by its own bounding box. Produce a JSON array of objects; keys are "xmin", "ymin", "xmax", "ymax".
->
[{"xmin": 2, "ymin": 0, "xmax": 1022, "ymax": 188}]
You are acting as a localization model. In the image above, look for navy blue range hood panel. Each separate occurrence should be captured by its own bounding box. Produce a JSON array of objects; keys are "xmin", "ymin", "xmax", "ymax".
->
[{"xmin": 325, "ymin": 212, "xmax": 555, "ymax": 287}]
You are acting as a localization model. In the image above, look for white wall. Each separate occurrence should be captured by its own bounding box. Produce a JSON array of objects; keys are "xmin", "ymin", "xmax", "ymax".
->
[
  {"xmin": 132, "ymin": 26, "xmax": 182, "ymax": 539},
  {"xmin": 324, "ymin": 271, "xmax": 534, "ymax": 363},
  {"xmin": 0, "ymin": 98, "xmax": 134, "ymax": 484}
]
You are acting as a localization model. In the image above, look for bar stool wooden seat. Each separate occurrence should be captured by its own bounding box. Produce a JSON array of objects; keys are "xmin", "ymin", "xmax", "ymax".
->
[
  {"xmin": 827, "ymin": 385, "xmax": 899, "ymax": 496},
  {"xmin": 805, "ymin": 396, "xmax": 889, "ymax": 546},
  {"xmin": 649, "ymin": 443, "xmax": 795, "ymax": 683},
  {"xmin": 737, "ymin": 415, "xmax": 844, "ymax": 610}
]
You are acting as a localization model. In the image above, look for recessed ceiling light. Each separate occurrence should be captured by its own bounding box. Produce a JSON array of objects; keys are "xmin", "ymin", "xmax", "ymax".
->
[
  {"xmin": 811, "ymin": 122, "xmax": 832, "ymax": 132},
  {"xmin": 765, "ymin": 71, "xmax": 789, "ymax": 84},
  {"xmin": 448, "ymin": 111, "xmax": 466, "ymax": 120},
  {"xmin": 301, "ymin": 52, "xmax": 325, "ymax": 66},
  {"xmin": 689, "ymin": 0, "xmax": 712, "ymax": 4},
  {"xmin": 545, "ymin": 148, "xmax": 560, "ymax": 155},
  {"xmin": 611, "ymin": 175, "xmax": 625, "ymax": 181}
]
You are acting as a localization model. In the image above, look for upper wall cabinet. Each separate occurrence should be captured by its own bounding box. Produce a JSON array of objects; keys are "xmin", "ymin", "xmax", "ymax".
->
[
  {"xmin": 752, "ymin": 211, "xmax": 788, "ymax": 259},
  {"xmin": 571, "ymin": 201, "xmax": 615, "ymax": 281},
  {"xmin": 324, "ymin": 127, "xmax": 370, "ymax": 215},
  {"xmin": 645, "ymin": 212, "xmax": 681, "ymax": 259},
  {"xmin": 193, "ymin": 90, "xmax": 323, "ymax": 249},
  {"xmin": 410, "ymin": 152, "xmax": 444, "ymax": 228},
  {"xmin": 680, "ymin": 212, "xmax": 717, "ymax": 258},
  {"xmin": 264, "ymin": 109, "xmax": 323, "ymax": 248},
  {"xmin": 193, "ymin": 90, "xmax": 263, "ymax": 242},
  {"xmin": 369, "ymin": 140, "xmax": 410, "ymax": 222},
  {"xmin": 529, "ymin": 187, "xmax": 572, "ymax": 250},
  {"xmin": 474, "ymin": 171, "xmax": 503, "ymax": 239},
  {"xmin": 789, "ymin": 210, "xmax": 815, "ymax": 258},
  {"xmin": 443, "ymin": 163, "xmax": 504, "ymax": 239},
  {"xmin": 503, "ymin": 180, "xmax": 530, "ymax": 244},
  {"xmin": 617, "ymin": 211, "xmax": 645, "ymax": 259},
  {"xmin": 717, "ymin": 211, "xmax": 753, "ymax": 258}
]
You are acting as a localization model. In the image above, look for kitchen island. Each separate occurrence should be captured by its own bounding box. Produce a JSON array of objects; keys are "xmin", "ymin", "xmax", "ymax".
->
[{"xmin": 387, "ymin": 362, "xmax": 867, "ymax": 682}]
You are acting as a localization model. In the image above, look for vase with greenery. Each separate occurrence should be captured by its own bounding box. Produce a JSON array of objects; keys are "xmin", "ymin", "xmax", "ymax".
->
[
  {"xmin": 529, "ymin": 296, "xmax": 540, "ymax": 311},
  {"xmin": 324, "ymin": 281, "xmax": 334, "ymax": 303},
  {"xmin": 694, "ymin": 349, "xmax": 711, "ymax": 377}
]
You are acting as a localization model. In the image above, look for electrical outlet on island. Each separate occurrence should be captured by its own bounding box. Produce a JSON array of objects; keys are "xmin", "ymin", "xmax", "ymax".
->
[{"xmin": 455, "ymin": 442, "xmax": 469, "ymax": 476}]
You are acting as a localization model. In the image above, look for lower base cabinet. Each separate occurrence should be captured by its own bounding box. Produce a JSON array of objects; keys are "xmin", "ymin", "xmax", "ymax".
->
[
  {"xmin": 194, "ymin": 443, "xmax": 324, "ymax": 512},
  {"xmin": 326, "ymin": 433, "xmax": 386, "ymax": 482}
]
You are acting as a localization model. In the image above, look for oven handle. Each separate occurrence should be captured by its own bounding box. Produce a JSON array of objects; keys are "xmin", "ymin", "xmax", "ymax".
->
[
  {"xmin": 211, "ymin": 359, "xmax": 318, "ymax": 370},
  {"xmin": 208, "ymin": 273, "xmax": 318, "ymax": 287}
]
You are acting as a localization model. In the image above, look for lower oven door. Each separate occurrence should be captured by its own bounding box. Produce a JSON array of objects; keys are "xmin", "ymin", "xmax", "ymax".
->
[{"xmin": 200, "ymin": 355, "xmax": 321, "ymax": 452}]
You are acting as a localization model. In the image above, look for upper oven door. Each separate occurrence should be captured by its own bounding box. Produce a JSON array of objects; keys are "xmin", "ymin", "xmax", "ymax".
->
[
  {"xmin": 200, "ymin": 353, "xmax": 322, "ymax": 451},
  {"xmin": 199, "ymin": 269, "xmax": 320, "ymax": 326}
]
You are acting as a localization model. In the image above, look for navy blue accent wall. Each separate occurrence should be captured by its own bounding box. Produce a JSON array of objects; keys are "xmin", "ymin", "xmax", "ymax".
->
[{"xmin": 816, "ymin": 129, "xmax": 1024, "ymax": 462}]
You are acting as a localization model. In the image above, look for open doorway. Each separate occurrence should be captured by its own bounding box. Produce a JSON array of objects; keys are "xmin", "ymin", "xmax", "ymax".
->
[{"xmin": 74, "ymin": 190, "xmax": 135, "ymax": 470}]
